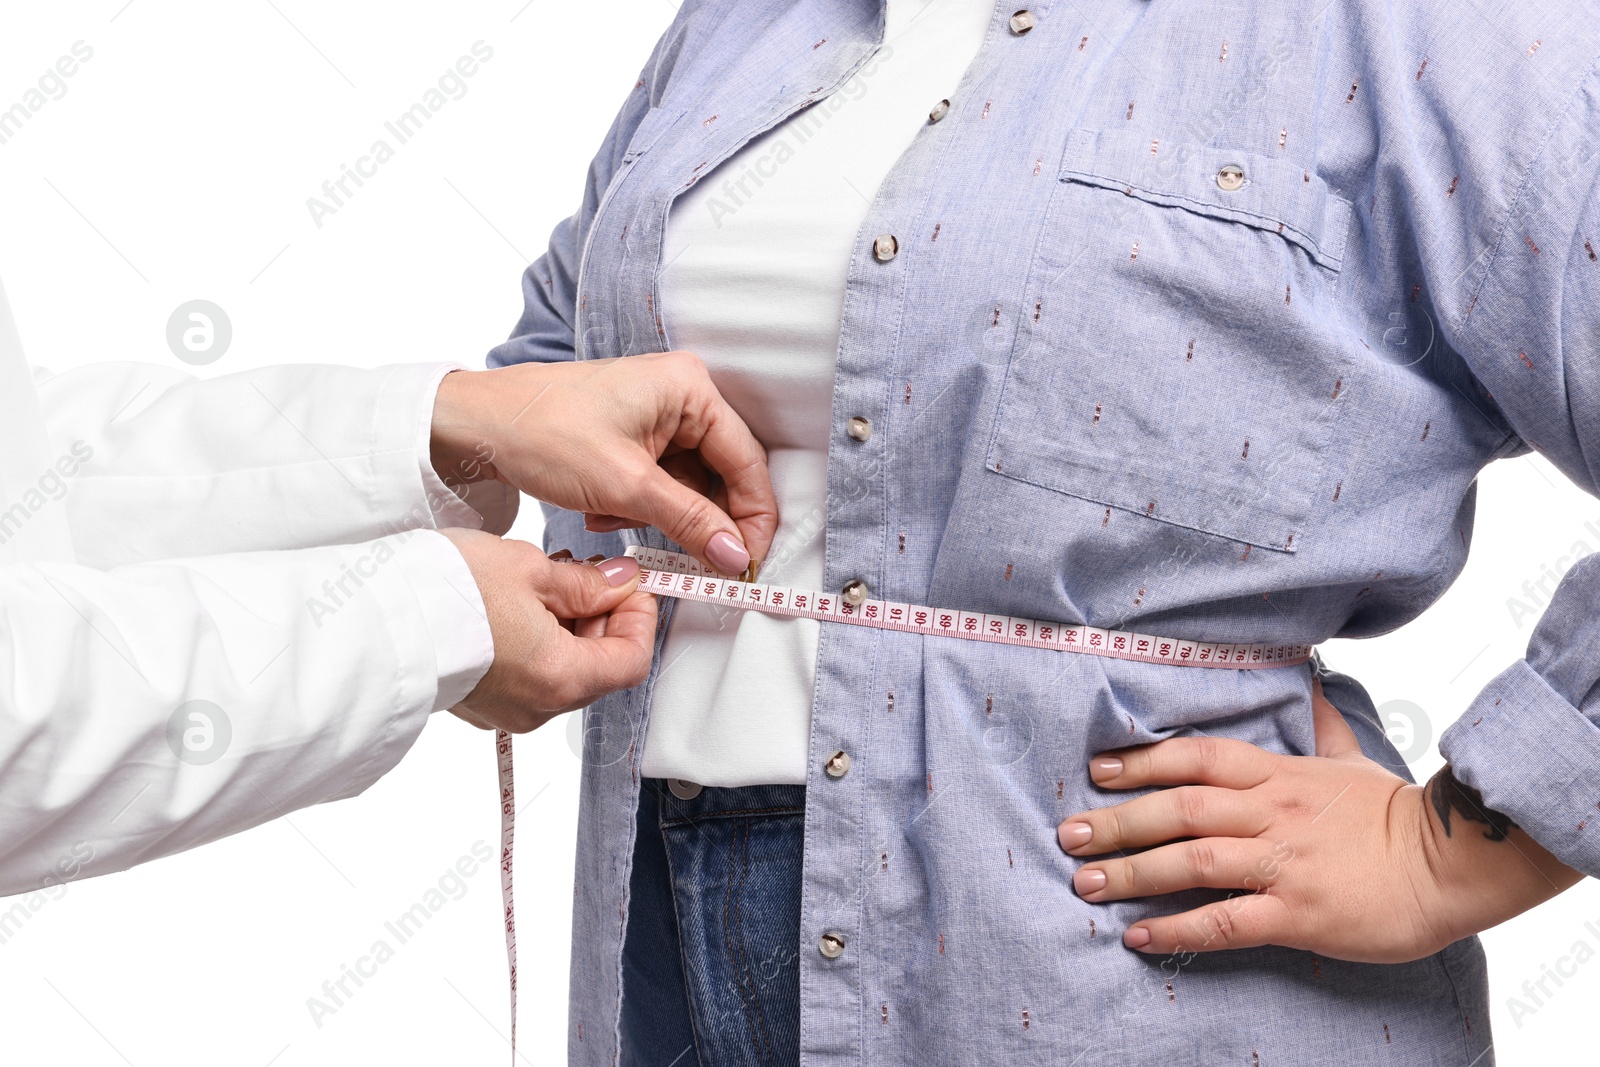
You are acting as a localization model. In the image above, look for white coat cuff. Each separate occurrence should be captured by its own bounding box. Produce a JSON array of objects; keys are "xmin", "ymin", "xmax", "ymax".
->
[
  {"xmin": 392, "ymin": 530, "xmax": 495, "ymax": 712},
  {"xmin": 413, "ymin": 365, "xmax": 521, "ymax": 536}
]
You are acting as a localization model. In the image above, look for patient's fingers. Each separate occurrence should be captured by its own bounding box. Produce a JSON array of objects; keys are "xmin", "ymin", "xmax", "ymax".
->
[
  {"xmin": 1088, "ymin": 737, "xmax": 1278, "ymax": 791},
  {"xmin": 1059, "ymin": 786, "xmax": 1271, "ymax": 856}
]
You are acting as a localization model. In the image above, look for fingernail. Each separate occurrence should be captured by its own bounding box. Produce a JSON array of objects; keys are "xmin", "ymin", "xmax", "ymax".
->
[
  {"xmin": 584, "ymin": 554, "xmax": 607, "ymax": 564},
  {"xmin": 1123, "ymin": 927, "xmax": 1152, "ymax": 950},
  {"xmin": 1089, "ymin": 757, "xmax": 1124, "ymax": 782},
  {"xmin": 705, "ymin": 531, "xmax": 751, "ymax": 575},
  {"xmin": 1074, "ymin": 868, "xmax": 1107, "ymax": 895},
  {"xmin": 1058, "ymin": 821, "xmax": 1092, "ymax": 851},
  {"xmin": 598, "ymin": 557, "xmax": 640, "ymax": 587},
  {"xmin": 548, "ymin": 548, "xmax": 575, "ymax": 561}
]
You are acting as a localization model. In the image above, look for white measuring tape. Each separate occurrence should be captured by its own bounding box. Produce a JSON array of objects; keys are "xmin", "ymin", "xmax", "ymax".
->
[
  {"xmin": 625, "ymin": 546, "xmax": 1314, "ymax": 668},
  {"xmin": 493, "ymin": 545, "xmax": 1312, "ymax": 1059},
  {"xmin": 495, "ymin": 727, "xmax": 517, "ymax": 1061}
]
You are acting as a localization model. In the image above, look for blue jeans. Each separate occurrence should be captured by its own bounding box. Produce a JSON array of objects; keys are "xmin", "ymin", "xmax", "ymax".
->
[{"xmin": 619, "ymin": 779, "xmax": 805, "ymax": 1067}]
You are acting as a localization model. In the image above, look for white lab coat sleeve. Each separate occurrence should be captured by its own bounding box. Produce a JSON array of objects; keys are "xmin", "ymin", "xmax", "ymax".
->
[
  {"xmin": 32, "ymin": 361, "xmax": 519, "ymax": 569},
  {"xmin": 0, "ymin": 528, "xmax": 492, "ymax": 897}
]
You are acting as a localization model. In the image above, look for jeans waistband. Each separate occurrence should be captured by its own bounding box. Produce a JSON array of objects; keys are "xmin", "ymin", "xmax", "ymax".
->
[{"xmin": 643, "ymin": 778, "xmax": 806, "ymax": 827}]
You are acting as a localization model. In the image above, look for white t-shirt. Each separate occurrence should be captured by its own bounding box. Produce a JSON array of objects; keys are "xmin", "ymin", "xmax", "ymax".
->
[{"xmin": 645, "ymin": 0, "xmax": 996, "ymax": 786}]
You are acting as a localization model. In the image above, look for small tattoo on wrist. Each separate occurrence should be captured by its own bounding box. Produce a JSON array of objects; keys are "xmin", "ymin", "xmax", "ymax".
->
[{"xmin": 1427, "ymin": 764, "xmax": 1516, "ymax": 842}]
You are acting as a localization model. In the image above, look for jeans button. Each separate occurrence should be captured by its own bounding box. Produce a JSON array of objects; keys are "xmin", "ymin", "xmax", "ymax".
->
[{"xmin": 668, "ymin": 779, "xmax": 703, "ymax": 801}]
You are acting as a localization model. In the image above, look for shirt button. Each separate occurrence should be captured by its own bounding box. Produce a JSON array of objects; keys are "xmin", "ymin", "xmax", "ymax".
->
[
  {"xmin": 668, "ymin": 779, "xmax": 703, "ymax": 801},
  {"xmin": 842, "ymin": 579, "xmax": 869, "ymax": 605},
  {"xmin": 847, "ymin": 416, "xmax": 873, "ymax": 442},
  {"xmin": 873, "ymin": 234, "xmax": 899, "ymax": 262},
  {"xmin": 819, "ymin": 931, "xmax": 847, "ymax": 959},
  {"xmin": 1009, "ymin": 10, "xmax": 1036, "ymax": 35},
  {"xmin": 824, "ymin": 750, "xmax": 852, "ymax": 778},
  {"xmin": 1216, "ymin": 164, "xmax": 1246, "ymax": 191},
  {"xmin": 929, "ymin": 98, "xmax": 951, "ymax": 123}
]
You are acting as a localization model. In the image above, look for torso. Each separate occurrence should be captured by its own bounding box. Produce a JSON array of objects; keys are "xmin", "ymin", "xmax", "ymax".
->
[{"xmin": 646, "ymin": 0, "xmax": 998, "ymax": 785}]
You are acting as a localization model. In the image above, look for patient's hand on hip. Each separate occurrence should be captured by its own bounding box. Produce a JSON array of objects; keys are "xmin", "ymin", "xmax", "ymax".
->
[{"xmin": 1057, "ymin": 678, "xmax": 1582, "ymax": 963}]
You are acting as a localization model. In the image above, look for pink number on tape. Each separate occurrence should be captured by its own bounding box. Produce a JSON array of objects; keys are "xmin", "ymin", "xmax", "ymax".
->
[{"xmin": 622, "ymin": 548, "xmax": 1313, "ymax": 670}]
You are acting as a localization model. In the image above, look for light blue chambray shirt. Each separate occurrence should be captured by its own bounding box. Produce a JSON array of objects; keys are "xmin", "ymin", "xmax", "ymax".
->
[{"xmin": 489, "ymin": 2, "xmax": 1600, "ymax": 1063}]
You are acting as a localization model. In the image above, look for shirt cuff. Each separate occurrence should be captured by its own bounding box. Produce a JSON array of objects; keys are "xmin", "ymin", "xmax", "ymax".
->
[
  {"xmin": 413, "ymin": 366, "xmax": 521, "ymax": 536},
  {"xmin": 390, "ymin": 529, "xmax": 495, "ymax": 712},
  {"xmin": 1438, "ymin": 659, "xmax": 1600, "ymax": 878}
]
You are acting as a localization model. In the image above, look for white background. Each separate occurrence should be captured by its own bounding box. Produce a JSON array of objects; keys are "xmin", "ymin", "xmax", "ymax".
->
[{"xmin": 0, "ymin": 2, "xmax": 1594, "ymax": 1065}]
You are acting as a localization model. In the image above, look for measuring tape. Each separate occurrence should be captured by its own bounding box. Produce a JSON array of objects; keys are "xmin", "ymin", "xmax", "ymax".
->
[
  {"xmin": 625, "ymin": 546, "xmax": 1314, "ymax": 668},
  {"xmin": 495, "ymin": 728, "xmax": 517, "ymax": 1062},
  {"xmin": 492, "ymin": 546, "xmax": 1312, "ymax": 1060}
]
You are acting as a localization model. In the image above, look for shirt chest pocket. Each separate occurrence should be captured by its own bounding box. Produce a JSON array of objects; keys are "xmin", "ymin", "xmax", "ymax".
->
[{"xmin": 985, "ymin": 128, "xmax": 1356, "ymax": 553}]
